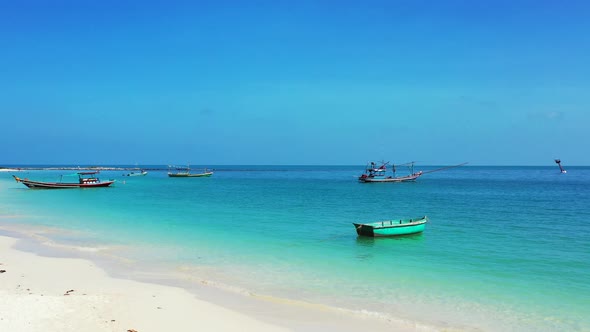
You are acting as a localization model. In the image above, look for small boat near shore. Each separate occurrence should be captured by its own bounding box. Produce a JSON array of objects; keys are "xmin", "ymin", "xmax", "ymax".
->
[
  {"xmin": 13, "ymin": 171, "xmax": 115, "ymax": 189},
  {"xmin": 167, "ymin": 165, "xmax": 213, "ymax": 178},
  {"xmin": 353, "ymin": 216, "xmax": 428, "ymax": 237}
]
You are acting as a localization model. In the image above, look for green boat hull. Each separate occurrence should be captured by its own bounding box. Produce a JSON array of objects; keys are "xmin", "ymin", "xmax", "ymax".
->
[{"xmin": 353, "ymin": 216, "xmax": 428, "ymax": 237}]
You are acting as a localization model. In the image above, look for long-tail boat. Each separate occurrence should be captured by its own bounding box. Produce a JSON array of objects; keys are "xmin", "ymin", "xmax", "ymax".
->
[
  {"xmin": 353, "ymin": 216, "xmax": 428, "ymax": 237},
  {"xmin": 13, "ymin": 171, "xmax": 115, "ymax": 189}
]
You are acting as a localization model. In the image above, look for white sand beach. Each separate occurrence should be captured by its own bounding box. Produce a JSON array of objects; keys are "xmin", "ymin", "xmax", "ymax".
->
[
  {"xmin": 0, "ymin": 235, "xmax": 416, "ymax": 332},
  {"xmin": 0, "ymin": 235, "xmax": 291, "ymax": 332}
]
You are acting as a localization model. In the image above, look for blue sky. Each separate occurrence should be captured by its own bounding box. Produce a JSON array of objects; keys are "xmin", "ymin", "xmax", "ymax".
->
[{"xmin": 1, "ymin": 1, "xmax": 588, "ymax": 165}]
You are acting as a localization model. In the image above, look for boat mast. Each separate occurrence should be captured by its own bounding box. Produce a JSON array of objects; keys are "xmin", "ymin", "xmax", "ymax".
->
[{"xmin": 392, "ymin": 161, "xmax": 415, "ymax": 177}]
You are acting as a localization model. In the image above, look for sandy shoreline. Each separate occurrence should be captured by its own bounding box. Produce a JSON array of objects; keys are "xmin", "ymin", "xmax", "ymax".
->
[
  {"xmin": 0, "ymin": 235, "xmax": 292, "ymax": 332},
  {"xmin": 0, "ymin": 233, "xmax": 419, "ymax": 332}
]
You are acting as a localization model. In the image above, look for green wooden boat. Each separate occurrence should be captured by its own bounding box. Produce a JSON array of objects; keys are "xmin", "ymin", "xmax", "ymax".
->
[{"xmin": 353, "ymin": 216, "xmax": 428, "ymax": 237}]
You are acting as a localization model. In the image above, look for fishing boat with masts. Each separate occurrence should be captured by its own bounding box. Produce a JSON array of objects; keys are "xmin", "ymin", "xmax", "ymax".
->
[
  {"xmin": 13, "ymin": 171, "xmax": 115, "ymax": 189},
  {"xmin": 167, "ymin": 164, "xmax": 213, "ymax": 178},
  {"xmin": 358, "ymin": 161, "xmax": 422, "ymax": 183},
  {"xmin": 358, "ymin": 161, "xmax": 467, "ymax": 183},
  {"xmin": 353, "ymin": 216, "xmax": 428, "ymax": 237}
]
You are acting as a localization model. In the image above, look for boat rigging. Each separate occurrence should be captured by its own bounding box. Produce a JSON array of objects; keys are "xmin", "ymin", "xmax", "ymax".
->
[{"xmin": 358, "ymin": 161, "xmax": 467, "ymax": 183}]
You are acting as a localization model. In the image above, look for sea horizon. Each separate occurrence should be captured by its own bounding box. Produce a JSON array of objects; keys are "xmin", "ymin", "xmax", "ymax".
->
[
  {"xmin": 2, "ymin": 163, "xmax": 588, "ymax": 168},
  {"xmin": 1, "ymin": 165, "xmax": 589, "ymax": 331}
]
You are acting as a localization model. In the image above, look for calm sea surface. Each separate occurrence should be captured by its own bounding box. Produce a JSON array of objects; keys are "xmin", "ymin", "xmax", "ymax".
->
[{"xmin": 1, "ymin": 165, "xmax": 589, "ymax": 331}]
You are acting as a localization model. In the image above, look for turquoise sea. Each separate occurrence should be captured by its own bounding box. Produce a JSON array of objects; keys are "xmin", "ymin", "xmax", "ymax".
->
[{"xmin": 1, "ymin": 165, "xmax": 589, "ymax": 331}]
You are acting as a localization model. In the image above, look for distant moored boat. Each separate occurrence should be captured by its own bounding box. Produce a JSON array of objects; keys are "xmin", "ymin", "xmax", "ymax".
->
[
  {"xmin": 358, "ymin": 161, "xmax": 423, "ymax": 183},
  {"xmin": 168, "ymin": 164, "xmax": 213, "ymax": 177},
  {"xmin": 124, "ymin": 170, "xmax": 148, "ymax": 176},
  {"xmin": 358, "ymin": 161, "xmax": 467, "ymax": 183}
]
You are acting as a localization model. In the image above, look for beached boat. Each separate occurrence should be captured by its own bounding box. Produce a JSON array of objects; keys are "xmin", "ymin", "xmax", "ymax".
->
[
  {"xmin": 353, "ymin": 216, "xmax": 428, "ymax": 237},
  {"xmin": 124, "ymin": 170, "xmax": 148, "ymax": 176},
  {"xmin": 13, "ymin": 171, "xmax": 115, "ymax": 189},
  {"xmin": 167, "ymin": 165, "xmax": 213, "ymax": 178},
  {"xmin": 358, "ymin": 161, "xmax": 422, "ymax": 183}
]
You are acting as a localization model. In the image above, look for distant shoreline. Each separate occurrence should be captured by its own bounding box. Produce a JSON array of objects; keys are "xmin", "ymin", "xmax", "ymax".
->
[
  {"xmin": 3, "ymin": 166, "xmax": 130, "ymax": 170},
  {"xmin": 0, "ymin": 166, "xmax": 165, "ymax": 172}
]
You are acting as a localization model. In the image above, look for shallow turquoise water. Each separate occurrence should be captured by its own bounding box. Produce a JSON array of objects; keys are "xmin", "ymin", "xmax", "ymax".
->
[{"xmin": 1, "ymin": 166, "xmax": 589, "ymax": 331}]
